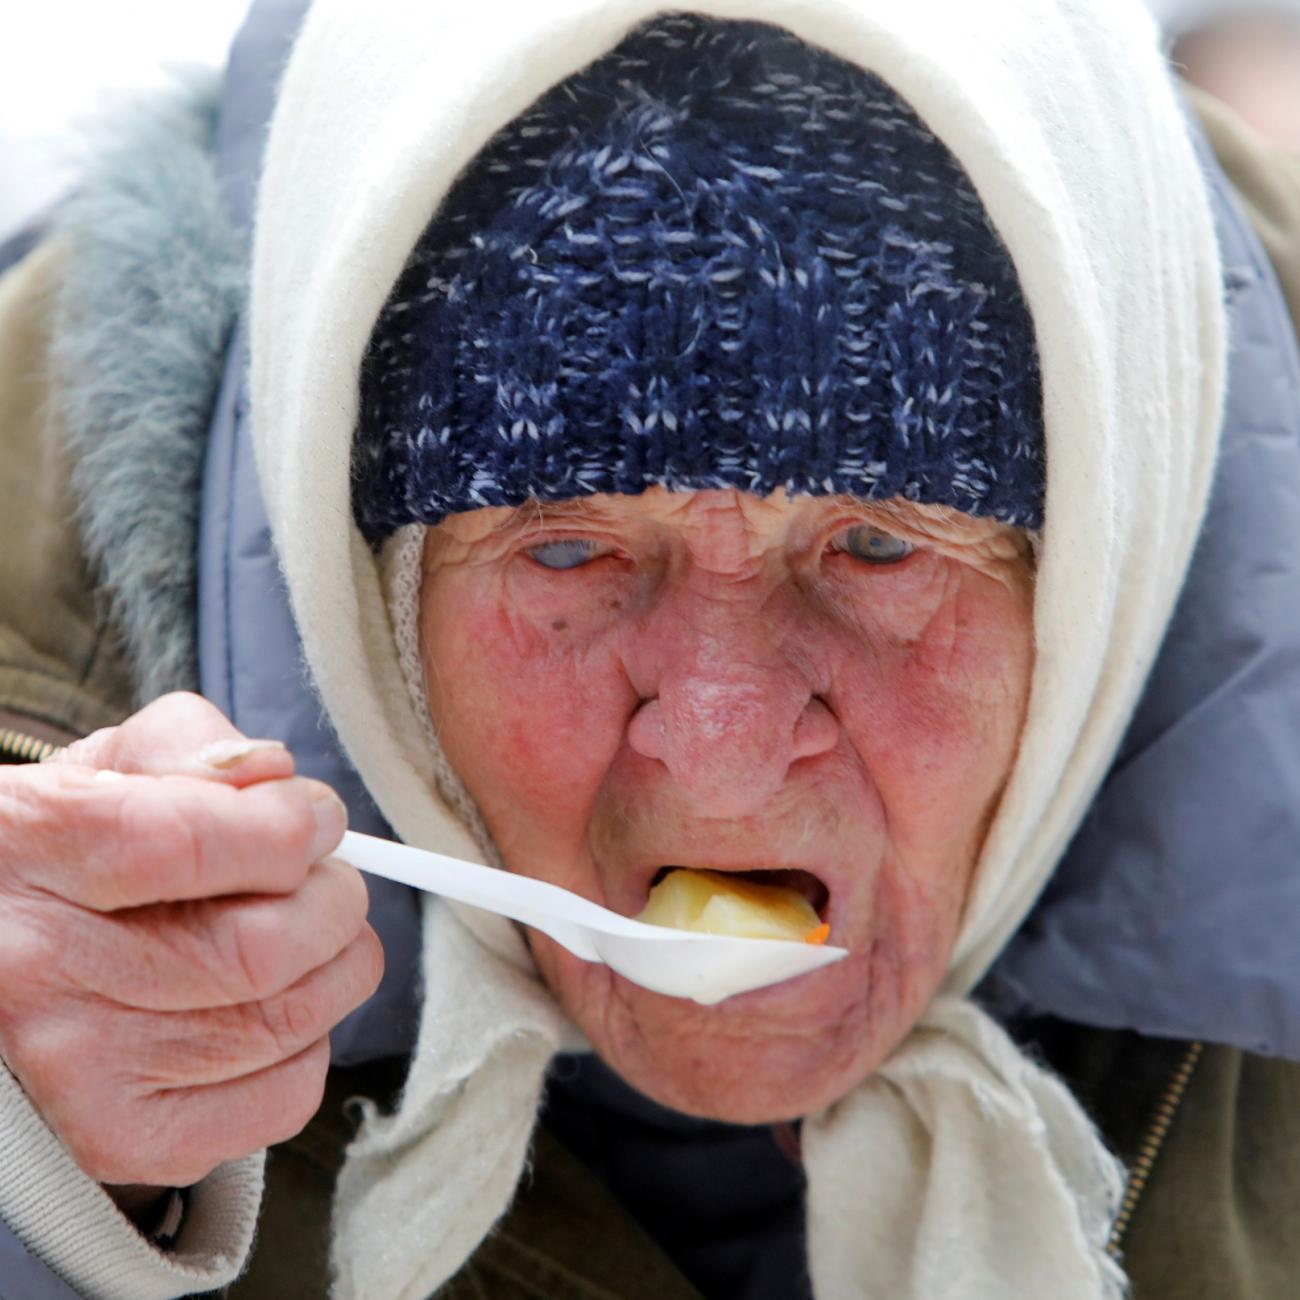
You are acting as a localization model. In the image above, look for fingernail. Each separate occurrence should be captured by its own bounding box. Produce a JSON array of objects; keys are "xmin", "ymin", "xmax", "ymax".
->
[
  {"xmin": 310, "ymin": 787, "xmax": 348, "ymax": 859},
  {"xmin": 197, "ymin": 738, "xmax": 288, "ymax": 770}
]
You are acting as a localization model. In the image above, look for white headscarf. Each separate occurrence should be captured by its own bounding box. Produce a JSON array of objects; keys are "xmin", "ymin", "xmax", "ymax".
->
[{"xmin": 250, "ymin": 1, "xmax": 1226, "ymax": 1294}]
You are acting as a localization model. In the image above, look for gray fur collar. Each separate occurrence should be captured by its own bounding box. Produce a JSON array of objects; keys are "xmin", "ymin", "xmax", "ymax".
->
[{"xmin": 50, "ymin": 76, "xmax": 245, "ymax": 703}]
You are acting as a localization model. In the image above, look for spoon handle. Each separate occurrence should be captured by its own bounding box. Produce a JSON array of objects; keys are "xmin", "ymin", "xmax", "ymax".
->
[{"xmin": 335, "ymin": 830, "xmax": 612, "ymax": 958}]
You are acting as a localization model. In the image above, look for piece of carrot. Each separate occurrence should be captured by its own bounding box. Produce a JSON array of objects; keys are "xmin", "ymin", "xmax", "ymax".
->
[{"xmin": 804, "ymin": 922, "xmax": 831, "ymax": 946}]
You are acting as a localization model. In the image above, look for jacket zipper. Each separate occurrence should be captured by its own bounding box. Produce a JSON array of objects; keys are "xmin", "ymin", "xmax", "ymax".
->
[
  {"xmin": 0, "ymin": 727, "xmax": 58, "ymax": 764},
  {"xmin": 1106, "ymin": 1039, "xmax": 1204, "ymax": 1257}
]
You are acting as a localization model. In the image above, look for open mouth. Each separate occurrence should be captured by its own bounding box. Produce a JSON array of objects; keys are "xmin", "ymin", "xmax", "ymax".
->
[{"xmin": 649, "ymin": 865, "xmax": 830, "ymax": 921}]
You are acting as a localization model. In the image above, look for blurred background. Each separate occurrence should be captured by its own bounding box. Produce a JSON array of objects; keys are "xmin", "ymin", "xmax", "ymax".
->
[
  {"xmin": 0, "ymin": 1, "xmax": 250, "ymax": 242},
  {"xmin": 3, "ymin": 0, "xmax": 1300, "ymax": 244}
]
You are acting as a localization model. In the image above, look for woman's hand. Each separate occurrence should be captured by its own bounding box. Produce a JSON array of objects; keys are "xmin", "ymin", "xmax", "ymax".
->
[{"xmin": 0, "ymin": 692, "xmax": 383, "ymax": 1188}]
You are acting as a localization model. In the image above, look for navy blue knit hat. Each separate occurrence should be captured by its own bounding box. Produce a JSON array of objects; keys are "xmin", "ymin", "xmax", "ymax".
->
[{"xmin": 354, "ymin": 15, "xmax": 1044, "ymax": 543}]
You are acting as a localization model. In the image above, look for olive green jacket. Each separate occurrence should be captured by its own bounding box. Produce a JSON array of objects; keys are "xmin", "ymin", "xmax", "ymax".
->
[{"xmin": 1, "ymin": 88, "xmax": 1299, "ymax": 1299}]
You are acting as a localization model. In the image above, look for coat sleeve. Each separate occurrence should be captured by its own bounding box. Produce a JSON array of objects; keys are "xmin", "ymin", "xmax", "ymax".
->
[
  {"xmin": 0, "ymin": 242, "xmax": 265, "ymax": 1297},
  {"xmin": 0, "ymin": 1062, "xmax": 265, "ymax": 1300}
]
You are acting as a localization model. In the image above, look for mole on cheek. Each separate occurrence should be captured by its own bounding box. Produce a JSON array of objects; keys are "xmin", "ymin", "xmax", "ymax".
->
[{"xmin": 552, "ymin": 619, "xmax": 568, "ymax": 631}]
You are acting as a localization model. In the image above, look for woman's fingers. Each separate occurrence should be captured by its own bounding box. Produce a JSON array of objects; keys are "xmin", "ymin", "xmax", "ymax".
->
[
  {"xmin": 50, "ymin": 692, "xmax": 296, "ymax": 788},
  {"xmin": 0, "ymin": 901, "xmax": 383, "ymax": 1186},
  {"xmin": 4, "ymin": 765, "xmax": 347, "ymax": 910},
  {"xmin": 12, "ymin": 926, "xmax": 382, "ymax": 1099},
  {"xmin": 0, "ymin": 694, "xmax": 378, "ymax": 1189},
  {"xmin": 127, "ymin": 926, "xmax": 386, "ymax": 1088},
  {"xmin": 50, "ymin": 1038, "xmax": 337, "ymax": 1189},
  {"xmin": 16, "ymin": 857, "xmax": 372, "ymax": 1011}
]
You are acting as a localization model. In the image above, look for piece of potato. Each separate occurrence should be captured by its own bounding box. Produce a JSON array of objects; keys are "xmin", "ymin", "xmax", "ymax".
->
[{"xmin": 635, "ymin": 868, "xmax": 824, "ymax": 942}]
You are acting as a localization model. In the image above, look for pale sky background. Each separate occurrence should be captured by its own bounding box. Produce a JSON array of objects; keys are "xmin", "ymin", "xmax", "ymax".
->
[
  {"xmin": 0, "ymin": 1, "xmax": 252, "ymax": 242},
  {"xmin": 1, "ymin": 0, "xmax": 1297, "ymax": 244}
]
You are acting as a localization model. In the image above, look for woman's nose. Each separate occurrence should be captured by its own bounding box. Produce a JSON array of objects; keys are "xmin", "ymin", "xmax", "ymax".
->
[{"xmin": 626, "ymin": 670, "xmax": 839, "ymax": 819}]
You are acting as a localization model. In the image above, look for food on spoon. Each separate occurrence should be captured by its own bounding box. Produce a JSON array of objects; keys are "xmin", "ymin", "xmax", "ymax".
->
[{"xmin": 636, "ymin": 868, "xmax": 827, "ymax": 944}]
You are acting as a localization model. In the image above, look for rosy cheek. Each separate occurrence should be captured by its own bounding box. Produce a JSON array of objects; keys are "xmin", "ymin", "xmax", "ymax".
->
[
  {"xmin": 503, "ymin": 554, "xmax": 641, "ymax": 631},
  {"xmin": 829, "ymin": 564, "xmax": 1032, "ymax": 826},
  {"xmin": 820, "ymin": 550, "xmax": 952, "ymax": 644},
  {"xmin": 427, "ymin": 592, "xmax": 630, "ymax": 816}
]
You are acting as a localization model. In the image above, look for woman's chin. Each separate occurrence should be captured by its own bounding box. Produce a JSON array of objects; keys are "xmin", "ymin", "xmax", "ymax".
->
[{"xmin": 532, "ymin": 935, "xmax": 901, "ymax": 1123}]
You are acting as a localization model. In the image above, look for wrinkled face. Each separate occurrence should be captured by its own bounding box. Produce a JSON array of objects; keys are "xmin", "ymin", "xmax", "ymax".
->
[{"xmin": 420, "ymin": 487, "xmax": 1034, "ymax": 1122}]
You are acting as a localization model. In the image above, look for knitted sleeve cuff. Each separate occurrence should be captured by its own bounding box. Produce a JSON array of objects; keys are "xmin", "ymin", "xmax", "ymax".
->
[{"xmin": 0, "ymin": 1060, "xmax": 264, "ymax": 1300}]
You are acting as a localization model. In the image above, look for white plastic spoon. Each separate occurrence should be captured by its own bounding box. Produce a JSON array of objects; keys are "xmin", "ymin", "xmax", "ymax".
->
[{"xmin": 335, "ymin": 830, "xmax": 848, "ymax": 1006}]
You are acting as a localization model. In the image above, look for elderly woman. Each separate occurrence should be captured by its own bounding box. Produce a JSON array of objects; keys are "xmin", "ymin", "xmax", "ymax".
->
[{"xmin": 1, "ymin": 2, "xmax": 1299, "ymax": 1299}]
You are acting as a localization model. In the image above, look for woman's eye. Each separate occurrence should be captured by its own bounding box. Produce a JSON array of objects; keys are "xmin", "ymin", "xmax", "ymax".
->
[
  {"xmin": 526, "ymin": 538, "xmax": 607, "ymax": 570},
  {"xmin": 830, "ymin": 525, "xmax": 914, "ymax": 566}
]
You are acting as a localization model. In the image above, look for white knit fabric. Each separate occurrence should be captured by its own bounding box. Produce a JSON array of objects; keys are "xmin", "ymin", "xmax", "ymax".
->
[
  {"xmin": 0, "ymin": 1062, "xmax": 263, "ymax": 1299},
  {"xmin": 331, "ymin": 899, "xmax": 573, "ymax": 1300},
  {"xmin": 379, "ymin": 525, "xmax": 433, "ymax": 760},
  {"xmin": 246, "ymin": 0, "xmax": 1227, "ymax": 1297},
  {"xmin": 377, "ymin": 523, "xmax": 503, "ymax": 865},
  {"xmin": 803, "ymin": 999, "xmax": 1127, "ymax": 1298}
]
